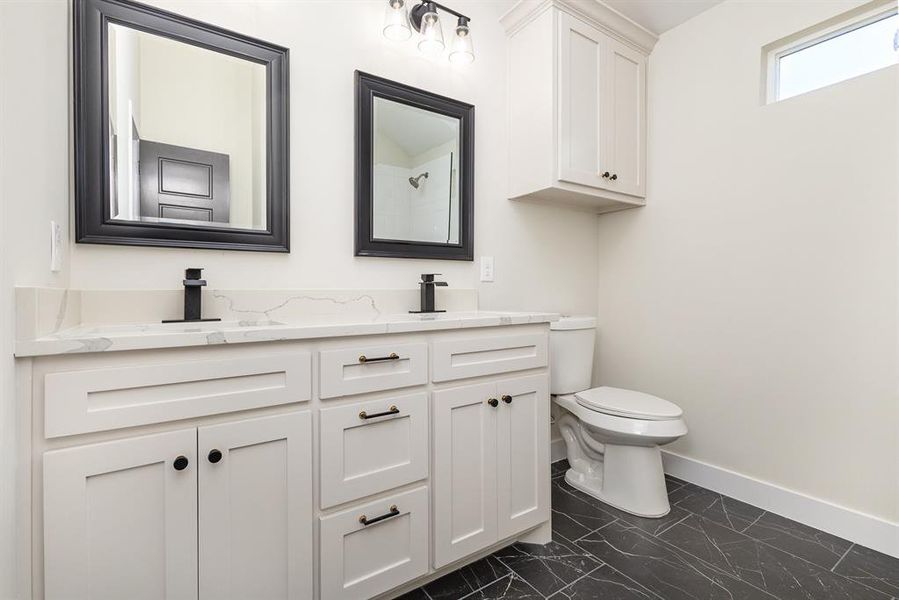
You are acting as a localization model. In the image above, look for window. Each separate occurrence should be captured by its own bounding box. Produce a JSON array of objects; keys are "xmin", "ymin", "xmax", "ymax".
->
[{"xmin": 765, "ymin": 3, "xmax": 898, "ymax": 102}]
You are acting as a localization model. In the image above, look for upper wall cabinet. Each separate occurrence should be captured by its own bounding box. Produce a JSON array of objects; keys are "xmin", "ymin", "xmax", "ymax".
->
[{"xmin": 502, "ymin": 1, "xmax": 656, "ymax": 213}]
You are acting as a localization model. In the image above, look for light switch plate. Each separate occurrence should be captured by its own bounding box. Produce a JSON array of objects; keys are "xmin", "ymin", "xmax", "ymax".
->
[
  {"xmin": 480, "ymin": 256, "xmax": 494, "ymax": 282},
  {"xmin": 49, "ymin": 221, "xmax": 62, "ymax": 272}
]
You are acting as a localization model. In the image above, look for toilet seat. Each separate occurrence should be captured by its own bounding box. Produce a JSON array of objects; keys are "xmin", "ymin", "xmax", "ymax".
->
[{"xmin": 574, "ymin": 386, "xmax": 682, "ymax": 421}]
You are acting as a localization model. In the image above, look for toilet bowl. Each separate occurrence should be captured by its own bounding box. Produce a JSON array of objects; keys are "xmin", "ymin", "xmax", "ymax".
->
[{"xmin": 550, "ymin": 317, "xmax": 687, "ymax": 518}]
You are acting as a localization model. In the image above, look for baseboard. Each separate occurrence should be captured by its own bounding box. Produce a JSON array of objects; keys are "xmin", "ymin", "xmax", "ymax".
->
[
  {"xmin": 550, "ymin": 437, "xmax": 566, "ymax": 463},
  {"xmin": 661, "ymin": 450, "xmax": 899, "ymax": 559}
]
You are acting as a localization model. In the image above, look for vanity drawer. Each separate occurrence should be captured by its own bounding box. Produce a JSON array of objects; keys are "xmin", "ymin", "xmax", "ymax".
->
[
  {"xmin": 320, "ymin": 393, "xmax": 428, "ymax": 508},
  {"xmin": 44, "ymin": 353, "xmax": 312, "ymax": 438},
  {"xmin": 319, "ymin": 342, "xmax": 428, "ymax": 398},
  {"xmin": 431, "ymin": 333, "xmax": 548, "ymax": 382},
  {"xmin": 320, "ymin": 486, "xmax": 429, "ymax": 600}
]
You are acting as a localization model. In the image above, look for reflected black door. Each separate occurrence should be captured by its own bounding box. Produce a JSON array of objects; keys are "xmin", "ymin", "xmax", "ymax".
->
[{"xmin": 139, "ymin": 140, "xmax": 230, "ymax": 223}]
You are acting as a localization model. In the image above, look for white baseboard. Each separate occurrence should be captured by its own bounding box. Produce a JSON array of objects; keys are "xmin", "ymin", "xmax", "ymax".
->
[
  {"xmin": 661, "ymin": 450, "xmax": 899, "ymax": 559},
  {"xmin": 551, "ymin": 437, "xmax": 566, "ymax": 463}
]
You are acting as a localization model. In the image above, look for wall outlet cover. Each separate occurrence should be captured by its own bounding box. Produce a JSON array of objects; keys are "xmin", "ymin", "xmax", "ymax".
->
[
  {"xmin": 50, "ymin": 220, "xmax": 62, "ymax": 272},
  {"xmin": 480, "ymin": 256, "xmax": 494, "ymax": 282}
]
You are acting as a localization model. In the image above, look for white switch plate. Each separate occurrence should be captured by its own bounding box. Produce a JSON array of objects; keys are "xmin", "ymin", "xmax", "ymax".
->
[
  {"xmin": 480, "ymin": 256, "xmax": 494, "ymax": 282},
  {"xmin": 49, "ymin": 221, "xmax": 62, "ymax": 272}
]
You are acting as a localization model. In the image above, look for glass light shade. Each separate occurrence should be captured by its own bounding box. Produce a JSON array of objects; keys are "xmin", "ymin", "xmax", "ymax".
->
[
  {"xmin": 382, "ymin": 0, "xmax": 411, "ymax": 42},
  {"xmin": 449, "ymin": 23, "xmax": 474, "ymax": 64},
  {"xmin": 417, "ymin": 9, "xmax": 445, "ymax": 56}
]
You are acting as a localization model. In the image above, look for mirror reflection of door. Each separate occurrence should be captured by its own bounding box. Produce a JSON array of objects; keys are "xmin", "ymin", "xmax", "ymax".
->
[
  {"xmin": 372, "ymin": 97, "xmax": 461, "ymax": 245},
  {"xmin": 106, "ymin": 22, "xmax": 267, "ymax": 230}
]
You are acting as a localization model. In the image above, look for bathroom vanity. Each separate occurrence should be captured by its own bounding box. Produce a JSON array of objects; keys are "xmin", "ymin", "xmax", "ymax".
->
[{"xmin": 14, "ymin": 290, "xmax": 556, "ymax": 600}]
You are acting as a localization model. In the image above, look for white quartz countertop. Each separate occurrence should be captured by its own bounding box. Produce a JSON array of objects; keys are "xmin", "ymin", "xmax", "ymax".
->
[{"xmin": 15, "ymin": 311, "xmax": 559, "ymax": 357}]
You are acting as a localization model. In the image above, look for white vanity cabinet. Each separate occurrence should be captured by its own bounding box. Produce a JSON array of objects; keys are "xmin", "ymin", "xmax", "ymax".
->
[
  {"xmin": 503, "ymin": 0, "xmax": 655, "ymax": 212},
  {"xmin": 432, "ymin": 373, "xmax": 550, "ymax": 568},
  {"xmin": 25, "ymin": 318, "xmax": 553, "ymax": 600},
  {"xmin": 43, "ymin": 412, "xmax": 313, "ymax": 600}
]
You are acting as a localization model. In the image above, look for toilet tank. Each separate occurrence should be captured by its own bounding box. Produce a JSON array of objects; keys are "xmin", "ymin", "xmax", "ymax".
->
[{"xmin": 550, "ymin": 316, "xmax": 597, "ymax": 394}]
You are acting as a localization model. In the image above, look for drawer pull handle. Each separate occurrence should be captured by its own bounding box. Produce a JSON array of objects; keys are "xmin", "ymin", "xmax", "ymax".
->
[
  {"xmin": 487, "ymin": 398, "xmax": 499, "ymax": 408},
  {"xmin": 502, "ymin": 395, "xmax": 513, "ymax": 404},
  {"xmin": 208, "ymin": 449, "xmax": 223, "ymax": 463},
  {"xmin": 173, "ymin": 455, "xmax": 189, "ymax": 471},
  {"xmin": 359, "ymin": 352, "xmax": 400, "ymax": 363},
  {"xmin": 359, "ymin": 405, "xmax": 399, "ymax": 420},
  {"xmin": 359, "ymin": 504, "xmax": 399, "ymax": 526}
]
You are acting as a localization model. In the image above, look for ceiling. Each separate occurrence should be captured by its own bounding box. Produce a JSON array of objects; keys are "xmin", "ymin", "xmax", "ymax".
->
[{"xmin": 600, "ymin": 0, "xmax": 724, "ymax": 35}]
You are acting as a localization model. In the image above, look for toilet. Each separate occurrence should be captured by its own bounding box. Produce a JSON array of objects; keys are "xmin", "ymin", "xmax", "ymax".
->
[{"xmin": 551, "ymin": 317, "xmax": 688, "ymax": 518}]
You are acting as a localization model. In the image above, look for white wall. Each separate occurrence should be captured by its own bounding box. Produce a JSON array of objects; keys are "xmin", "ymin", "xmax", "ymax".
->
[
  {"xmin": 57, "ymin": 0, "xmax": 599, "ymax": 321},
  {"xmin": 0, "ymin": 2, "xmax": 72, "ymax": 597},
  {"xmin": 596, "ymin": 0, "xmax": 898, "ymax": 521}
]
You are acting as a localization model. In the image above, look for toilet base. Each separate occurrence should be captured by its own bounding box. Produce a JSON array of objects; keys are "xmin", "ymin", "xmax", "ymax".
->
[{"xmin": 563, "ymin": 437, "xmax": 672, "ymax": 518}]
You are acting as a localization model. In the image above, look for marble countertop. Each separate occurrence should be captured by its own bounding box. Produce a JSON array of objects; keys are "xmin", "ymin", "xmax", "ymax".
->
[{"xmin": 15, "ymin": 311, "xmax": 559, "ymax": 357}]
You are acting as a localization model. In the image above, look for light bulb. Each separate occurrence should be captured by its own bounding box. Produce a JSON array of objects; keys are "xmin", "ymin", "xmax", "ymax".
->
[
  {"xmin": 449, "ymin": 18, "xmax": 474, "ymax": 64},
  {"xmin": 382, "ymin": 0, "xmax": 411, "ymax": 42},
  {"xmin": 417, "ymin": 4, "xmax": 444, "ymax": 56}
]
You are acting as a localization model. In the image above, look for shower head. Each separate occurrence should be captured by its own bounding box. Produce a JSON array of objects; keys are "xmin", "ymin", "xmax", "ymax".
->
[{"xmin": 409, "ymin": 172, "xmax": 429, "ymax": 189}]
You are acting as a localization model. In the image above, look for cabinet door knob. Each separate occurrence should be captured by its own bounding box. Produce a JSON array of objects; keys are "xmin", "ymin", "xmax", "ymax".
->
[
  {"xmin": 601, "ymin": 171, "xmax": 610, "ymax": 178},
  {"xmin": 487, "ymin": 398, "xmax": 499, "ymax": 408},
  {"xmin": 208, "ymin": 449, "xmax": 223, "ymax": 464},
  {"xmin": 610, "ymin": 173, "xmax": 618, "ymax": 181},
  {"xmin": 502, "ymin": 395, "xmax": 513, "ymax": 404},
  {"xmin": 173, "ymin": 455, "xmax": 189, "ymax": 471}
]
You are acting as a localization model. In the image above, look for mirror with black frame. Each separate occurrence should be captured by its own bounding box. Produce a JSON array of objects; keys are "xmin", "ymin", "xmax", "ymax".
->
[
  {"xmin": 74, "ymin": 0, "xmax": 290, "ymax": 251},
  {"xmin": 355, "ymin": 72, "xmax": 474, "ymax": 260}
]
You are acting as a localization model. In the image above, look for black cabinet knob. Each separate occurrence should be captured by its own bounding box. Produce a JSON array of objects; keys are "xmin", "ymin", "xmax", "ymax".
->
[
  {"xmin": 502, "ymin": 395, "xmax": 513, "ymax": 404},
  {"xmin": 601, "ymin": 171, "xmax": 610, "ymax": 178},
  {"xmin": 173, "ymin": 455, "xmax": 189, "ymax": 471},
  {"xmin": 208, "ymin": 449, "xmax": 223, "ymax": 464},
  {"xmin": 487, "ymin": 398, "xmax": 499, "ymax": 408},
  {"xmin": 610, "ymin": 173, "xmax": 618, "ymax": 181}
]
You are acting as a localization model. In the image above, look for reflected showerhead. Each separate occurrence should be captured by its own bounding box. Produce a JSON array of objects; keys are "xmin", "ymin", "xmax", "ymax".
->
[{"xmin": 409, "ymin": 172, "xmax": 429, "ymax": 189}]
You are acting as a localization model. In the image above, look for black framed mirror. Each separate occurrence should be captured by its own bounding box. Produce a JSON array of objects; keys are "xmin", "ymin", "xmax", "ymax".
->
[
  {"xmin": 74, "ymin": 0, "xmax": 290, "ymax": 252},
  {"xmin": 355, "ymin": 71, "xmax": 474, "ymax": 260}
]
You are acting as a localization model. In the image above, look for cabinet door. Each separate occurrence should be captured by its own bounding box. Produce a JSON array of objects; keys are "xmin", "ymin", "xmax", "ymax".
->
[
  {"xmin": 198, "ymin": 411, "xmax": 312, "ymax": 600},
  {"xmin": 558, "ymin": 13, "xmax": 608, "ymax": 189},
  {"xmin": 432, "ymin": 382, "xmax": 498, "ymax": 568},
  {"xmin": 496, "ymin": 374, "xmax": 551, "ymax": 540},
  {"xmin": 43, "ymin": 429, "xmax": 198, "ymax": 600},
  {"xmin": 604, "ymin": 37, "xmax": 646, "ymax": 197}
]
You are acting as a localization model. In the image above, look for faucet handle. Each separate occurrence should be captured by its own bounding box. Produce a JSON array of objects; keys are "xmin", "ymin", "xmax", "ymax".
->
[
  {"xmin": 185, "ymin": 268, "xmax": 204, "ymax": 280},
  {"xmin": 420, "ymin": 273, "xmax": 441, "ymax": 282}
]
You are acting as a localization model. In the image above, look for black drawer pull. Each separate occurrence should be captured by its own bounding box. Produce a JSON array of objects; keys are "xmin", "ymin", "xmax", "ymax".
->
[
  {"xmin": 487, "ymin": 398, "xmax": 499, "ymax": 408},
  {"xmin": 359, "ymin": 504, "xmax": 399, "ymax": 526},
  {"xmin": 208, "ymin": 449, "xmax": 223, "ymax": 463},
  {"xmin": 359, "ymin": 352, "xmax": 399, "ymax": 363},
  {"xmin": 173, "ymin": 455, "xmax": 189, "ymax": 471},
  {"xmin": 359, "ymin": 405, "xmax": 399, "ymax": 420},
  {"xmin": 502, "ymin": 395, "xmax": 513, "ymax": 404}
]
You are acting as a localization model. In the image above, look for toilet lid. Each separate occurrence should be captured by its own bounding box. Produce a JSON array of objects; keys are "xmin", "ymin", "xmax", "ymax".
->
[{"xmin": 575, "ymin": 386, "xmax": 682, "ymax": 421}]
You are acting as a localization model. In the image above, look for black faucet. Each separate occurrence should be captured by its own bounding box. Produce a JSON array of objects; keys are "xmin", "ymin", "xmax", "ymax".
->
[
  {"xmin": 162, "ymin": 268, "xmax": 222, "ymax": 323},
  {"xmin": 410, "ymin": 273, "xmax": 448, "ymax": 314}
]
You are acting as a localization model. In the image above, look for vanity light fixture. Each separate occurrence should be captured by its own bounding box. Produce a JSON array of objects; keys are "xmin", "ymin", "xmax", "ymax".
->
[{"xmin": 381, "ymin": 0, "xmax": 474, "ymax": 63}]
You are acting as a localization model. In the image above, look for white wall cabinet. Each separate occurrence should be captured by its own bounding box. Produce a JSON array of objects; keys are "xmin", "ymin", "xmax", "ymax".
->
[
  {"xmin": 504, "ymin": 1, "xmax": 654, "ymax": 212},
  {"xmin": 43, "ymin": 412, "xmax": 313, "ymax": 600},
  {"xmin": 432, "ymin": 374, "xmax": 550, "ymax": 568}
]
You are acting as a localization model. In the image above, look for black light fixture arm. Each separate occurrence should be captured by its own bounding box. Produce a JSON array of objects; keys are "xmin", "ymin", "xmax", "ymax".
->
[{"xmin": 410, "ymin": 1, "xmax": 471, "ymax": 32}]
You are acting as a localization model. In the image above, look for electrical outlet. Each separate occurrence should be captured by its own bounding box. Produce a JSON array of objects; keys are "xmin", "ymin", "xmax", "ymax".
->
[
  {"xmin": 49, "ymin": 221, "xmax": 62, "ymax": 272},
  {"xmin": 480, "ymin": 256, "xmax": 494, "ymax": 282}
]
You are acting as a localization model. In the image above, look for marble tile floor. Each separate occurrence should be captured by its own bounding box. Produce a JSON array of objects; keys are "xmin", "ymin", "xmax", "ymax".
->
[{"xmin": 396, "ymin": 459, "xmax": 898, "ymax": 600}]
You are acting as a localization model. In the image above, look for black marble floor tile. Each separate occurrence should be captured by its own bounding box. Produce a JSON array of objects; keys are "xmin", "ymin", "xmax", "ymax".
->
[
  {"xmin": 493, "ymin": 536, "xmax": 600, "ymax": 597},
  {"xmin": 549, "ymin": 564, "xmax": 660, "ymax": 600},
  {"xmin": 424, "ymin": 555, "xmax": 511, "ymax": 600},
  {"xmin": 833, "ymin": 543, "xmax": 899, "ymax": 597},
  {"xmin": 659, "ymin": 515, "xmax": 889, "ymax": 600},
  {"xmin": 394, "ymin": 588, "xmax": 430, "ymax": 600},
  {"xmin": 551, "ymin": 459, "xmax": 570, "ymax": 478},
  {"xmin": 742, "ymin": 511, "xmax": 853, "ymax": 570},
  {"xmin": 576, "ymin": 520, "xmax": 778, "ymax": 600},
  {"xmin": 667, "ymin": 481, "xmax": 704, "ymax": 505},
  {"xmin": 665, "ymin": 474, "xmax": 686, "ymax": 494},
  {"xmin": 673, "ymin": 485, "xmax": 765, "ymax": 533},
  {"xmin": 462, "ymin": 573, "xmax": 542, "ymax": 600},
  {"xmin": 551, "ymin": 479, "xmax": 617, "ymax": 538},
  {"xmin": 555, "ymin": 478, "xmax": 690, "ymax": 537}
]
